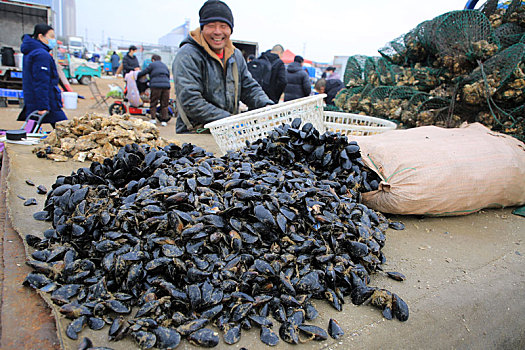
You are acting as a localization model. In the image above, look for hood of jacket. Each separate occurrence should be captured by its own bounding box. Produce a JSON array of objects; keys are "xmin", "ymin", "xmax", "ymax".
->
[
  {"xmin": 261, "ymin": 51, "xmax": 280, "ymax": 63},
  {"xmin": 21, "ymin": 34, "xmax": 51, "ymax": 55},
  {"xmin": 180, "ymin": 28, "xmax": 236, "ymax": 69},
  {"xmin": 287, "ymin": 61, "xmax": 303, "ymax": 73}
]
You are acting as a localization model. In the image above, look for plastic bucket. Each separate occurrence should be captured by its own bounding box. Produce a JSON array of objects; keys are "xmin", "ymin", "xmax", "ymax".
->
[{"xmin": 63, "ymin": 92, "xmax": 78, "ymax": 109}]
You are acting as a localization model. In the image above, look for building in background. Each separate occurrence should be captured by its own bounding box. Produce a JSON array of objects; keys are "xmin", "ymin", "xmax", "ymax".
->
[
  {"xmin": 158, "ymin": 20, "xmax": 190, "ymax": 48},
  {"xmin": 61, "ymin": 0, "xmax": 75, "ymax": 37}
]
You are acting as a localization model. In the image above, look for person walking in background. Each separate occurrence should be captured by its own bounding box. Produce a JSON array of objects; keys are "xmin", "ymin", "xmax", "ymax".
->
[
  {"xmin": 121, "ymin": 45, "xmax": 140, "ymax": 76},
  {"xmin": 258, "ymin": 44, "xmax": 287, "ymax": 103},
  {"xmin": 138, "ymin": 54, "xmax": 171, "ymax": 126},
  {"xmin": 247, "ymin": 54, "xmax": 255, "ymax": 63},
  {"xmin": 325, "ymin": 66, "xmax": 341, "ymax": 80},
  {"xmin": 19, "ymin": 23, "xmax": 67, "ymax": 127},
  {"xmin": 110, "ymin": 51, "xmax": 120, "ymax": 76},
  {"xmin": 314, "ymin": 78, "xmax": 345, "ymax": 105},
  {"xmin": 173, "ymin": 0, "xmax": 272, "ymax": 133},
  {"xmin": 284, "ymin": 55, "xmax": 311, "ymax": 102}
]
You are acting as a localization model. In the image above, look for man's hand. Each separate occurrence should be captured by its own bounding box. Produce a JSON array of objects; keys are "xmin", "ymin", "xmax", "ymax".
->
[{"xmin": 37, "ymin": 110, "xmax": 48, "ymax": 115}]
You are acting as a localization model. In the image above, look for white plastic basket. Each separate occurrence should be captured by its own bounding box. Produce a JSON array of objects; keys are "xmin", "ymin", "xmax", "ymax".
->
[
  {"xmin": 323, "ymin": 111, "xmax": 397, "ymax": 136},
  {"xmin": 205, "ymin": 94, "xmax": 327, "ymax": 154}
]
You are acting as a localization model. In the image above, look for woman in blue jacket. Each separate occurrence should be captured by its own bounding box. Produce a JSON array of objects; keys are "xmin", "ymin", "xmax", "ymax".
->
[{"xmin": 20, "ymin": 24, "xmax": 67, "ymax": 126}]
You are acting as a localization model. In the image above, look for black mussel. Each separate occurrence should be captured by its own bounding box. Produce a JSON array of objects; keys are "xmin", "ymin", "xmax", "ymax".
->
[
  {"xmin": 389, "ymin": 221, "xmax": 405, "ymax": 230},
  {"xmin": 25, "ymin": 234, "xmax": 42, "ymax": 248},
  {"xmin": 298, "ymin": 324, "xmax": 328, "ymax": 341},
  {"xmin": 153, "ymin": 326, "xmax": 181, "ymax": 349},
  {"xmin": 132, "ymin": 331, "xmax": 157, "ymax": 349},
  {"xmin": 177, "ymin": 318, "xmax": 209, "ymax": 336},
  {"xmin": 66, "ymin": 315, "xmax": 86, "ymax": 340},
  {"xmin": 392, "ymin": 293, "xmax": 409, "ymax": 321},
  {"xmin": 279, "ymin": 321, "xmax": 299, "ymax": 344},
  {"xmin": 88, "ymin": 317, "xmax": 106, "ymax": 330},
  {"xmin": 36, "ymin": 185, "xmax": 48, "ymax": 194},
  {"xmin": 328, "ymin": 318, "xmax": 344, "ymax": 339},
  {"xmin": 223, "ymin": 324, "xmax": 241, "ymax": 345},
  {"xmin": 386, "ymin": 271, "xmax": 406, "ymax": 281},
  {"xmin": 24, "ymin": 198, "xmax": 37, "ymax": 206},
  {"xmin": 188, "ymin": 328, "xmax": 220, "ymax": 348},
  {"xmin": 260, "ymin": 326, "xmax": 280, "ymax": 346}
]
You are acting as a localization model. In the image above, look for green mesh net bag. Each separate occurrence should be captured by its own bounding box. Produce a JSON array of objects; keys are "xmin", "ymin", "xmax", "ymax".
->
[
  {"xmin": 494, "ymin": 23, "xmax": 525, "ymax": 49},
  {"xmin": 369, "ymin": 86, "xmax": 394, "ymax": 102},
  {"xmin": 364, "ymin": 57, "xmax": 381, "ymax": 86},
  {"xmin": 343, "ymin": 55, "xmax": 366, "ymax": 86},
  {"xmin": 376, "ymin": 57, "xmax": 395, "ymax": 85},
  {"xmin": 378, "ymin": 35, "xmax": 408, "ymax": 65},
  {"xmin": 433, "ymin": 10, "xmax": 500, "ymax": 60},
  {"xmin": 464, "ymin": 43, "xmax": 525, "ymax": 88},
  {"xmin": 481, "ymin": 0, "xmax": 500, "ymax": 18},
  {"xmin": 390, "ymin": 86, "xmax": 420, "ymax": 100}
]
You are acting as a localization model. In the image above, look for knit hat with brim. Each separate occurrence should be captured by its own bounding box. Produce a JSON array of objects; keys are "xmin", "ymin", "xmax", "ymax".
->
[{"xmin": 199, "ymin": 1, "xmax": 234, "ymax": 32}]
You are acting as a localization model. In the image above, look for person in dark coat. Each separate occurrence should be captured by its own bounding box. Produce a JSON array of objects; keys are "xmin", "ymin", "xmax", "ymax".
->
[
  {"xmin": 138, "ymin": 54, "xmax": 171, "ymax": 126},
  {"xmin": 315, "ymin": 78, "xmax": 345, "ymax": 105},
  {"xmin": 259, "ymin": 44, "xmax": 287, "ymax": 103},
  {"xmin": 20, "ymin": 23, "xmax": 67, "ymax": 126},
  {"xmin": 122, "ymin": 45, "xmax": 140, "ymax": 76},
  {"xmin": 284, "ymin": 55, "xmax": 311, "ymax": 102},
  {"xmin": 173, "ymin": 0, "xmax": 273, "ymax": 133},
  {"xmin": 110, "ymin": 51, "xmax": 120, "ymax": 76}
]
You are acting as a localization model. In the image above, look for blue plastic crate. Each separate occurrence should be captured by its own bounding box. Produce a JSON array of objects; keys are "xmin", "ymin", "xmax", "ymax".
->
[{"xmin": 0, "ymin": 88, "xmax": 19, "ymax": 98}]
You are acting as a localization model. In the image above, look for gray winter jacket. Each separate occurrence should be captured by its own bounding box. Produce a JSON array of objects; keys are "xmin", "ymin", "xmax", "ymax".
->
[
  {"xmin": 138, "ymin": 60, "xmax": 171, "ymax": 89},
  {"xmin": 173, "ymin": 28, "xmax": 273, "ymax": 133}
]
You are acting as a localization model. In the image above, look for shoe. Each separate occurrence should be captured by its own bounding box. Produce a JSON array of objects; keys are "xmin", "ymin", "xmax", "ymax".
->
[
  {"xmin": 161, "ymin": 122, "xmax": 167, "ymax": 127},
  {"xmin": 150, "ymin": 119, "xmax": 157, "ymax": 125}
]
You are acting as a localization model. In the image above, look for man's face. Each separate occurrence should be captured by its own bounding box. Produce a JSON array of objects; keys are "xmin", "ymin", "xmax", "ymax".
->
[{"xmin": 202, "ymin": 22, "xmax": 231, "ymax": 54}]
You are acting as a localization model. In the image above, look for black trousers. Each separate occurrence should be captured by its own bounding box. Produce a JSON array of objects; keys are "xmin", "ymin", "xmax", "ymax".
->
[{"xmin": 150, "ymin": 87, "xmax": 171, "ymax": 122}]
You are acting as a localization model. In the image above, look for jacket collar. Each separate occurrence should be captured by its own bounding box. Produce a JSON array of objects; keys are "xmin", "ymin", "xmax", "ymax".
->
[{"xmin": 189, "ymin": 28, "xmax": 235, "ymax": 68}]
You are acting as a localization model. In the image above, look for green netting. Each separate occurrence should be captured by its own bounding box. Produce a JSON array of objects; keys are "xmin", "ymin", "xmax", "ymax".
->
[
  {"xmin": 416, "ymin": 14, "xmax": 451, "ymax": 53},
  {"xmin": 364, "ymin": 57, "xmax": 380, "ymax": 85},
  {"xmin": 417, "ymin": 97, "xmax": 451, "ymax": 112},
  {"xmin": 378, "ymin": 35, "xmax": 407, "ymax": 65},
  {"xmin": 359, "ymin": 84, "xmax": 375, "ymax": 100},
  {"xmin": 389, "ymin": 86, "xmax": 419, "ymax": 100},
  {"xmin": 376, "ymin": 57, "xmax": 395, "ymax": 85},
  {"xmin": 434, "ymin": 10, "xmax": 499, "ymax": 59},
  {"xmin": 464, "ymin": 43, "xmax": 525, "ymax": 87},
  {"xmin": 520, "ymin": 34, "xmax": 525, "ymax": 43},
  {"xmin": 494, "ymin": 23, "xmax": 525, "ymax": 49},
  {"xmin": 409, "ymin": 92, "xmax": 431, "ymax": 105},
  {"xmin": 481, "ymin": 0, "xmax": 500, "ymax": 18},
  {"xmin": 369, "ymin": 86, "xmax": 394, "ymax": 102},
  {"xmin": 343, "ymin": 55, "xmax": 366, "ymax": 86}
]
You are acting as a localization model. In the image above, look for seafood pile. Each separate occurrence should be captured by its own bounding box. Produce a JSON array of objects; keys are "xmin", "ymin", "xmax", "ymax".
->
[
  {"xmin": 338, "ymin": 2, "xmax": 525, "ymax": 140},
  {"xmin": 24, "ymin": 119, "xmax": 408, "ymax": 349},
  {"xmin": 33, "ymin": 114, "xmax": 172, "ymax": 163}
]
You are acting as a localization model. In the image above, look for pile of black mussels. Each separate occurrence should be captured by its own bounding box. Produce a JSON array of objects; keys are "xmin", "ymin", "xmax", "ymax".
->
[{"xmin": 24, "ymin": 118, "xmax": 408, "ymax": 349}]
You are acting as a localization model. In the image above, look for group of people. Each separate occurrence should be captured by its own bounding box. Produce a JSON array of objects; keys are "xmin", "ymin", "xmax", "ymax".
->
[{"xmin": 21, "ymin": 0, "xmax": 345, "ymax": 134}]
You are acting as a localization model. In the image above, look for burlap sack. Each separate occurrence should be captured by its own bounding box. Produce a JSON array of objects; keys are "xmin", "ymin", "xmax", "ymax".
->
[{"xmin": 352, "ymin": 123, "xmax": 525, "ymax": 216}]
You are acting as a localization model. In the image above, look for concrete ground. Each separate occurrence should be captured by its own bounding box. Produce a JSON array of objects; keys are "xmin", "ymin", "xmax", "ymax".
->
[{"xmin": 0, "ymin": 78, "xmax": 524, "ymax": 349}]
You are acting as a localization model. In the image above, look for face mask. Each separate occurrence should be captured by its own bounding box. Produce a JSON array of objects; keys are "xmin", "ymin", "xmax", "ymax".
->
[{"xmin": 47, "ymin": 38, "xmax": 57, "ymax": 49}]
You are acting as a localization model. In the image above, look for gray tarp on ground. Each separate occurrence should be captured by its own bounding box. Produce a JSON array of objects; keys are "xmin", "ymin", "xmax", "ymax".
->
[{"xmin": 4, "ymin": 142, "xmax": 525, "ymax": 349}]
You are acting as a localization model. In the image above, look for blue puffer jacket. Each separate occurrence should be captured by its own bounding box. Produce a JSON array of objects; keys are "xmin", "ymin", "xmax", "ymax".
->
[{"xmin": 21, "ymin": 35, "xmax": 67, "ymax": 124}]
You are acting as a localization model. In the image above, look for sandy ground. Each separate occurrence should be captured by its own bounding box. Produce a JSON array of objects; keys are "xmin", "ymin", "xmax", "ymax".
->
[{"xmin": 0, "ymin": 78, "xmax": 524, "ymax": 349}]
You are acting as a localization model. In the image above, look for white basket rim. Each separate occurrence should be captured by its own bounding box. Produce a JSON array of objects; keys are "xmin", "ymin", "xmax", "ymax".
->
[
  {"xmin": 323, "ymin": 111, "xmax": 398, "ymax": 128},
  {"xmin": 205, "ymin": 94, "xmax": 327, "ymax": 129}
]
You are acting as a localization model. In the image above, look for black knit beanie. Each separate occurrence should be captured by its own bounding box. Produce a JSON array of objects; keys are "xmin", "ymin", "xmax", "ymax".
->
[{"xmin": 199, "ymin": 1, "xmax": 234, "ymax": 32}]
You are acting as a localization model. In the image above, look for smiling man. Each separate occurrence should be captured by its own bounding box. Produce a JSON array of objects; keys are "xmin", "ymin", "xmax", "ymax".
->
[{"xmin": 173, "ymin": 0, "xmax": 273, "ymax": 133}]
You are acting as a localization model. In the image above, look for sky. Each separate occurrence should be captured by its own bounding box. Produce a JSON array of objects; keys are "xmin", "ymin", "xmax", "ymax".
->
[{"xmin": 77, "ymin": 0, "xmax": 469, "ymax": 63}]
